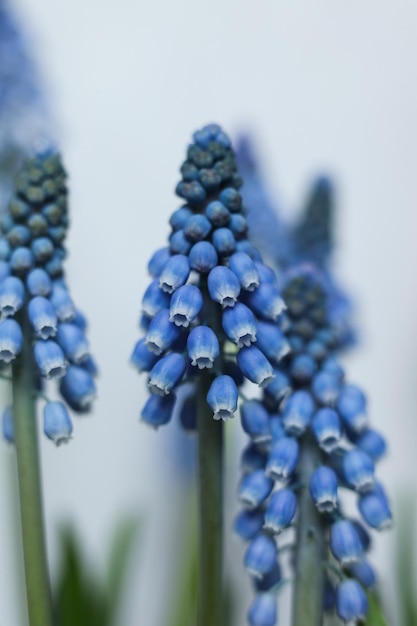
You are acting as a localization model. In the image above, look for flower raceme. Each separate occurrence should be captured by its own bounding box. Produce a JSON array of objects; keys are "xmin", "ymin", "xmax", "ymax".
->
[{"xmin": 0, "ymin": 151, "xmax": 97, "ymax": 445}]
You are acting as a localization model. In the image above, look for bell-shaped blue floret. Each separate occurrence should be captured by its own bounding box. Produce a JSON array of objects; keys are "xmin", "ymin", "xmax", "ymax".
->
[
  {"xmin": 158, "ymin": 254, "xmax": 190, "ymax": 294},
  {"xmin": 10, "ymin": 246, "xmax": 34, "ymax": 274},
  {"xmin": 31, "ymin": 236, "xmax": 54, "ymax": 262},
  {"xmin": 240, "ymin": 400, "xmax": 271, "ymax": 443},
  {"xmin": 131, "ymin": 339, "xmax": 160, "ymax": 372},
  {"xmin": 147, "ymin": 247, "xmax": 170, "ymax": 277},
  {"xmin": 312, "ymin": 407, "xmax": 342, "ymax": 453},
  {"xmin": 337, "ymin": 384, "xmax": 368, "ymax": 433},
  {"xmin": 222, "ymin": 303, "xmax": 257, "ymax": 347},
  {"xmin": 188, "ymin": 241, "xmax": 217, "ymax": 274},
  {"xmin": 145, "ymin": 309, "xmax": 182, "ymax": 355},
  {"xmin": 239, "ymin": 470, "xmax": 273, "ymax": 508},
  {"xmin": 170, "ymin": 206, "xmax": 193, "ymax": 231},
  {"xmin": 43, "ymin": 401, "xmax": 73, "ymax": 445},
  {"xmin": 59, "ymin": 365, "xmax": 96, "ymax": 413},
  {"xmin": 358, "ymin": 483, "xmax": 392, "ymax": 530},
  {"xmin": 56, "ymin": 323, "xmax": 89, "ymax": 364},
  {"xmin": 187, "ymin": 325, "xmax": 219, "ymax": 369},
  {"xmin": 281, "ymin": 390, "xmax": 315, "ymax": 436},
  {"xmin": 347, "ymin": 559, "xmax": 377, "ymax": 589},
  {"xmin": 290, "ymin": 353, "xmax": 316, "ymax": 384},
  {"xmin": 0, "ymin": 318, "xmax": 23, "ymax": 363},
  {"xmin": 26, "ymin": 268, "xmax": 52, "ymax": 297},
  {"xmin": 169, "ymin": 284, "xmax": 203, "ymax": 327},
  {"xmin": 205, "ymin": 201, "xmax": 230, "ymax": 227},
  {"xmin": 330, "ymin": 520, "xmax": 364, "ymax": 564},
  {"xmin": 256, "ymin": 322, "xmax": 290, "ymax": 364},
  {"xmin": 28, "ymin": 296, "xmax": 58, "ymax": 339},
  {"xmin": 169, "ymin": 229, "xmax": 192, "ymax": 255},
  {"xmin": 343, "ymin": 449, "xmax": 375, "ymax": 493},
  {"xmin": 309, "ymin": 466, "xmax": 338, "ymax": 512},
  {"xmin": 0, "ymin": 276, "xmax": 25, "ymax": 316},
  {"xmin": 228, "ymin": 252, "xmax": 260, "ymax": 291},
  {"xmin": 2, "ymin": 407, "xmax": 14, "ymax": 443},
  {"xmin": 264, "ymin": 489, "xmax": 297, "ymax": 533},
  {"xmin": 178, "ymin": 394, "xmax": 197, "ymax": 431},
  {"xmin": 248, "ymin": 593, "xmax": 277, "ymax": 626},
  {"xmin": 245, "ymin": 284, "xmax": 286, "ymax": 321},
  {"xmin": 244, "ymin": 534, "xmax": 277, "ymax": 578},
  {"xmin": 212, "ymin": 227, "xmax": 236, "ymax": 257},
  {"xmin": 206, "ymin": 374, "xmax": 238, "ymax": 420},
  {"xmin": 356, "ymin": 428, "xmax": 386, "ymax": 462},
  {"xmin": 142, "ymin": 280, "xmax": 171, "ymax": 318},
  {"xmin": 312, "ymin": 371, "xmax": 341, "ymax": 406},
  {"xmin": 264, "ymin": 370, "xmax": 292, "ymax": 403},
  {"xmin": 141, "ymin": 393, "xmax": 176, "ymax": 429},
  {"xmin": 234, "ymin": 508, "xmax": 265, "ymax": 541},
  {"xmin": 241, "ymin": 443, "xmax": 267, "ymax": 473},
  {"xmin": 33, "ymin": 340, "xmax": 66, "ymax": 379},
  {"xmin": 336, "ymin": 579, "xmax": 368, "ymax": 623},
  {"xmin": 237, "ymin": 346, "xmax": 274, "ymax": 387},
  {"xmin": 183, "ymin": 214, "xmax": 212, "ymax": 242},
  {"xmin": 147, "ymin": 352, "xmax": 187, "ymax": 396},
  {"xmin": 50, "ymin": 284, "xmax": 76, "ymax": 322},
  {"xmin": 208, "ymin": 266, "xmax": 240, "ymax": 307},
  {"xmin": 266, "ymin": 437, "xmax": 299, "ymax": 480}
]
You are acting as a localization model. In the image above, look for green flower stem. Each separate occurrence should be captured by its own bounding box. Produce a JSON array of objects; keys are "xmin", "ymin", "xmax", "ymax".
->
[
  {"xmin": 12, "ymin": 312, "xmax": 53, "ymax": 626},
  {"xmin": 292, "ymin": 434, "xmax": 325, "ymax": 626},
  {"xmin": 197, "ymin": 369, "xmax": 224, "ymax": 626}
]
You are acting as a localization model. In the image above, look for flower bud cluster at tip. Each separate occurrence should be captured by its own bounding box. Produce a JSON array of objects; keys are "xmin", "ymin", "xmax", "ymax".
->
[
  {"xmin": 235, "ymin": 266, "xmax": 391, "ymax": 625},
  {"xmin": 0, "ymin": 152, "xmax": 97, "ymax": 446},
  {"xmin": 132, "ymin": 124, "xmax": 290, "ymax": 434}
]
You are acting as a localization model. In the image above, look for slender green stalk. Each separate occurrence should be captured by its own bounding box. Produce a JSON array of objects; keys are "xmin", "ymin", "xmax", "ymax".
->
[
  {"xmin": 197, "ymin": 370, "xmax": 224, "ymax": 626},
  {"xmin": 12, "ymin": 312, "xmax": 53, "ymax": 626},
  {"xmin": 292, "ymin": 435, "xmax": 325, "ymax": 626}
]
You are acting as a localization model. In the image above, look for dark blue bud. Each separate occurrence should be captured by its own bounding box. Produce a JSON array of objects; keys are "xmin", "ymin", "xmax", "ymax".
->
[
  {"xmin": 176, "ymin": 392, "xmax": 197, "ymax": 431},
  {"xmin": 141, "ymin": 280, "xmax": 171, "ymax": 318},
  {"xmin": 224, "ymin": 360, "xmax": 245, "ymax": 386},
  {"xmin": 212, "ymin": 227, "xmax": 236, "ymax": 257},
  {"xmin": 244, "ymin": 534, "xmax": 277, "ymax": 578},
  {"xmin": 214, "ymin": 130, "xmax": 232, "ymax": 148},
  {"xmin": 254, "ymin": 565, "xmax": 282, "ymax": 593},
  {"xmin": 44, "ymin": 252, "xmax": 64, "ymax": 278},
  {"xmin": 290, "ymin": 353, "xmax": 316, "ymax": 383},
  {"xmin": 159, "ymin": 254, "xmax": 190, "ymax": 294},
  {"xmin": 176, "ymin": 180, "xmax": 206, "ymax": 204},
  {"xmin": 229, "ymin": 214, "xmax": 248, "ymax": 239},
  {"xmin": 287, "ymin": 334, "xmax": 303, "ymax": 354},
  {"xmin": 48, "ymin": 227, "xmax": 66, "ymax": 245},
  {"xmin": 241, "ymin": 443, "xmax": 268, "ymax": 472},
  {"xmin": 34, "ymin": 340, "xmax": 66, "ymax": 379},
  {"xmin": 188, "ymin": 241, "xmax": 218, "ymax": 273},
  {"xmin": 147, "ymin": 247, "xmax": 170, "ymax": 277},
  {"xmin": 330, "ymin": 520, "xmax": 364, "ymax": 564},
  {"xmin": 219, "ymin": 187, "xmax": 242, "ymax": 212},
  {"xmin": 256, "ymin": 322, "xmax": 290, "ymax": 365},
  {"xmin": 7, "ymin": 225, "xmax": 31, "ymax": 247},
  {"xmin": 356, "ymin": 429, "xmax": 387, "ymax": 462},
  {"xmin": 358, "ymin": 483, "xmax": 392, "ymax": 530},
  {"xmin": 237, "ymin": 346, "xmax": 274, "ymax": 388},
  {"xmin": 169, "ymin": 284, "xmax": 203, "ymax": 327},
  {"xmin": 169, "ymin": 230, "xmax": 192, "ymax": 255},
  {"xmin": 0, "ymin": 276, "xmax": 25, "ymax": 316},
  {"xmin": 43, "ymin": 401, "xmax": 73, "ymax": 445},
  {"xmin": 282, "ymin": 391, "xmax": 315, "ymax": 436},
  {"xmin": 28, "ymin": 296, "xmax": 58, "ymax": 339},
  {"xmin": 264, "ymin": 370, "xmax": 292, "ymax": 403},
  {"xmin": 347, "ymin": 559, "xmax": 377, "ymax": 588},
  {"xmin": 312, "ymin": 371, "xmax": 341, "ymax": 406},
  {"xmin": 205, "ymin": 201, "xmax": 230, "ymax": 227},
  {"xmin": 248, "ymin": 594, "xmax": 277, "ymax": 626},
  {"xmin": 59, "ymin": 365, "xmax": 96, "ymax": 413},
  {"xmin": 148, "ymin": 352, "xmax": 187, "ymax": 395},
  {"xmin": 10, "ymin": 246, "xmax": 34, "ymax": 274},
  {"xmin": 245, "ymin": 284, "xmax": 286, "ymax": 321},
  {"xmin": 31, "ymin": 237, "xmax": 54, "ymax": 262},
  {"xmin": 145, "ymin": 309, "xmax": 182, "ymax": 355},
  {"xmin": 141, "ymin": 393, "xmax": 176, "ymax": 429},
  {"xmin": 312, "ymin": 408, "xmax": 342, "ymax": 453},
  {"xmin": 169, "ymin": 206, "xmax": 193, "ymax": 231},
  {"xmin": 0, "ymin": 262, "xmax": 11, "ymax": 282},
  {"xmin": 183, "ymin": 214, "xmax": 212, "ymax": 242},
  {"xmin": 337, "ymin": 384, "xmax": 368, "ymax": 433},
  {"xmin": 208, "ymin": 266, "xmax": 240, "ymax": 307},
  {"xmin": 0, "ymin": 239, "xmax": 11, "ymax": 262},
  {"xmin": 234, "ymin": 509, "xmax": 265, "ymax": 541},
  {"xmin": 8, "ymin": 197, "xmax": 30, "ymax": 221},
  {"xmin": 206, "ymin": 375, "xmax": 238, "ymax": 420},
  {"xmin": 266, "ymin": 437, "xmax": 299, "ymax": 480},
  {"xmin": 240, "ymin": 400, "xmax": 271, "ymax": 443},
  {"xmin": 26, "ymin": 268, "xmax": 52, "ymax": 297},
  {"xmin": 187, "ymin": 325, "xmax": 219, "ymax": 369},
  {"xmin": 264, "ymin": 489, "xmax": 297, "ymax": 533},
  {"xmin": 228, "ymin": 252, "xmax": 260, "ymax": 291},
  {"xmin": 2, "ymin": 407, "xmax": 14, "ymax": 443},
  {"xmin": 50, "ymin": 285, "xmax": 76, "ymax": 322},
  {"xmin": 222, "ymin": 303, "xmax": 257, "ymax": 347},
  {"xmin": 343, "ymin": 449, "xmax": 375, "ymax": 493},
  {"xmin": 0, "ymin": 319, "xmax": 23, "ymax": 363},
  {"xmin": 56, "ymin": 323, "xmax": 89, "ymax": 364},
  {"xmin": 239, "ymin": 470, "xmax": 273, "ymax": 508},
  {"xmin": 193, "ymin": 127, "xmax": 212, "ymax": 148},
  {"xmin": 336, "ymin": 580, "xmax": 368, "ymax": 623},
  {"xmin": 309, "ymin": 466, "xmax": 338, "ymax": 512},
  {"xmin": 306, "ymin": 339, "xmax": 327, "ymax": 361}
]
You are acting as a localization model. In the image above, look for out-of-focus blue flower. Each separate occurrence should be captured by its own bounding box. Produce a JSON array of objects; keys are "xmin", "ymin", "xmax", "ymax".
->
[
  {"xmin": 264, "ymin": 489, "xmax": 296, "ymax": 533},
  {"xmin": 247, "ymin": 592, "xmax": 277, "ymax": 626},
  {"xmin": 336, "ymin": 579, "xmax": 368, "ymax": 623},
  {"xmin": 244, "ymin": 533, "xmax": 277, "ymax": 578},
  {"xmin": 309, "ymin": 466, "xmax": 338, "ymax": 512},
  {"xmin": 43, "ymin": 401, "xmax": 72, "ymax": 445},
  {"xmin": 330, "ymin": 520, "xmax": 364, "ymax": 565}
]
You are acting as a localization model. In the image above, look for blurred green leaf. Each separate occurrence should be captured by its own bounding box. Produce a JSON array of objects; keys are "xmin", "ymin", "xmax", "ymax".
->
[
  {"xmin": 365, "ymin": 593, "xmax": 389, "ymax": 626},
  {"xmin": 396, "ymin": 498, "xmax": 417, "ymax": 626}
]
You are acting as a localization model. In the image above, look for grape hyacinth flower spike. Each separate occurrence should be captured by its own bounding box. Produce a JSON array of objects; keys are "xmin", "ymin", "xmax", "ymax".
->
[
  {"xmin": 235, "ymin": 266, "xmax": 391, "ymax": 626},
  {"xmin": 131, "ymin": 124, "xmax": 290, "ymax": 626},
  {"xmin": 0, "ymin": 151, "xmax": 96, "ymax": 626}
]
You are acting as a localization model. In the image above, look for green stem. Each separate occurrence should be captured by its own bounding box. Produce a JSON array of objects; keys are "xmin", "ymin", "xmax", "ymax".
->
[
  {"xmin": 292, "ymin": 435, "xmax": 325, "ymax": 626},
  {"xmin": 197, "ymin": 370, "xmax": 223, "ymax": 626},
  {"xmin": 12, "ymin": 312, "xmax": 53, "ymax": 626}
]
